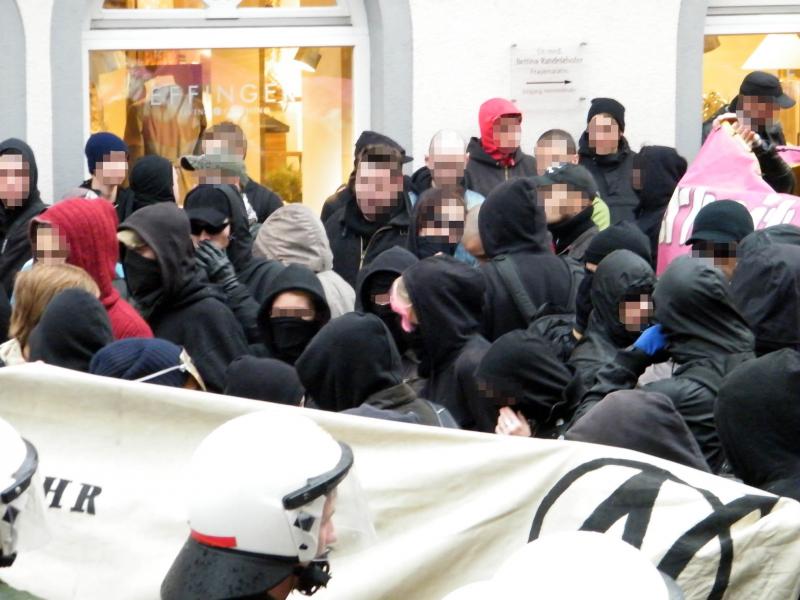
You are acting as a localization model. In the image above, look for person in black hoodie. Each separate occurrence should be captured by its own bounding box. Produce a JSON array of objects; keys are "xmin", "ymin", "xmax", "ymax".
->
[
  {"xmin": 476, "ymin": 327, "xmax": 578, "ymax": 439},
  {"xmin": 717, "ymin": 348, "xmax": 800, "ymax": 501},
  {"xmin": 129, "ymin": 154, "xmax": 177, "ymax": 212},
  {"xmin": 730, "ymin": 243, "xmax": 800, "ymax": 356},
  {"xmin": 224, "ymin": 356, "xmax": 304, "ymax": 406},
  {"xmin": 569, "ymin": 250, "xmax": 655, "ymax": 388},
  {"xmin": 478, "ymin": 178, "xmax": 574, "ymax": 341},
  {"xmin": 0, "ymin": 139, "xmax": 46, "ymax": 298},
  {"xmin": 632, "ymin": 146, "xmax": 687, "ymax": 264},
  {"xmin": 354, "ymin": 246, "xmax": 420, "ymax": 381},
  {"xmin": 566, "ymin": 390, "xmax": 710, "ymax": 472},
  {"xmin": 392, "ymin": 255, "xmax": 490, "ymax": 430},
  {"xmin": 574, "ymin": 222, "xmax": 652, "ymax": 339},
  {"xmin": 571, "ymin": 257, "xmax": 755, "ymax": 472},
  {"xmin": 118, "ymin": 202, "xmax": 249, "ymax": 392},
  {"xmin": 324, "ymin": 141, "xmax": 415, "ymax": 287},
  {"xmin": 27, "ymin": 288, "xmax": 114, "ymax": 372},
  {"xmin": 256, "ymin": 264, "xmax": 331, "ymax": 365},
  {"xmin": 534, "ymin": 163, "xmax": 599, "ymax": 261},
  {"xmin": 578, "ymin": 98, "xmax": 639, "ymax": 224},
  {"xmin": 295, "ymin": 312, "xmax": 451, "ymax": 426}
]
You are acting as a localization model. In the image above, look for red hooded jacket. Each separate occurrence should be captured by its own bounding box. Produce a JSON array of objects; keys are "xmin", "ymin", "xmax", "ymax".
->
[
  {"xmin": 479, "ymin": 98, "xmax": 523, "ymax": 167},
  {"xmin": 33, "ymin": 198, "xmax": 153, "ymax": 340}
]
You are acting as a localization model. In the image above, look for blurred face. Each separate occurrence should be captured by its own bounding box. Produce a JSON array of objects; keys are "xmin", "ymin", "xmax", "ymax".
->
[
  {"xmin": 190, "ymin": 221, "xmax": 231, "ymax": 249},
  {"xmin": 739, "ymin": 95, "xmax": 778, "ymax": 129},
  {"xmin": 197, "ymin": 169, "xmax": 239, "ymax": 187},
  {"xmin": 588, "ymin": 114, "xmax": 620, "ymax": 156},
  {"xmin": 34, "ymin": 223, "xmax": 70, "ymax": 264},
  {"xmin": 317, "ymin": 492, "xmax": 338, "ymax": 556},
  {"xmin": 270, "ymin": 291, "xmax": 315, "ymax": 321},
  {"xmin": 355, "ymin": 161, "xmax": 403, "ymax": 222},
  {"xmin": 535, "ymin": 140, "xmax": 578, "ymax": 175},
  {"xmin": 619, "ymin": 294, "xmax": 653, "ymax": 332},
  {"xmin": 692, "ymin": 241, "xmax": 738, "ymax": 280},
  {"xmin": 418, "ymin": 197, "xmax": 466, "ymax": 244},
  {"xmin": 95, "ymin": 151, "xmax": 128, "ymax": 186},
  {"xmin": 426, "ymin": 151, "xmax": 468, "ymax": 188},
  {"xmin": 540, "ymin": 184, "xmax": 591, "ymax": 224},
  {"xmin": 492, "ymin": 116, "xmax": 522, "ymax": 154},
  {"xmin": 631, "ymin": 167, "xmax": 642, "ymax": 191},
  {"xmin": 0, "ymin": 154, "xmax": 30, "ymax": 208}
]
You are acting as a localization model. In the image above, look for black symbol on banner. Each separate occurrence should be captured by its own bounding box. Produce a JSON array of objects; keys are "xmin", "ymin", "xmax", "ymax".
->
[
  {"xmin": 43, "ymin": 477, "xmax": 102, "ymax": 515},
  {"xmin": 529, "ymin": 458, "xmax": 779, "ymax": 600}
]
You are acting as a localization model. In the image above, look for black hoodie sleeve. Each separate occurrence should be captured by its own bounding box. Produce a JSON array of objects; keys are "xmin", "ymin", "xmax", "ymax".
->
[{"xmin": 753, "ymin": 141, "xmax": 796, "ymax": 194}]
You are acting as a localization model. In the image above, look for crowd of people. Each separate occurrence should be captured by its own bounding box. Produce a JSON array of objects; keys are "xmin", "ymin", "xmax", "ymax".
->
[{"xmin": 1, "ymin": 69, "xmax": 800, "ymax": 599}]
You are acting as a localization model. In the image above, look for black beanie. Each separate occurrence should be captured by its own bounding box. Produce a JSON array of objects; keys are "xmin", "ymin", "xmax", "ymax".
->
[
  {"xmin": 587, "ymin": 98, "xmax": 626, "ymax": 132},
  {"xmin": 584, "ymin": 221, "xmax": 651, "ymax": 266}
]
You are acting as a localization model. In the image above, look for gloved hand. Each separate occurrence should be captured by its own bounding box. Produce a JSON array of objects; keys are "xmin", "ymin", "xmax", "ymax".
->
[
  {"xmin": 633, "ymin": 324, "xmax": 667, "ymax": 356},
  {"xmin": 195, "ymin": 240, "xmax": 237, "ymax": 287}
]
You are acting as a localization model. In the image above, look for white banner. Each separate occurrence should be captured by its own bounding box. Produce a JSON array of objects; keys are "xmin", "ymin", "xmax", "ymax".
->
[{"xmin": 0, "ymin": 363, "xmax": 799, "ymax": 599}]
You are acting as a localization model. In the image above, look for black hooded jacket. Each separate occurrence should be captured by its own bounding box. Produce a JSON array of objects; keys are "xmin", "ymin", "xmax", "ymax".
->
[
  {"xmin": 242, "ymin": 178, "xmax": 283, "ymax": 223},
  {"xmin": 476, "ymin": 328, "xmax": 577, "ymax": 437},
  {"xmin": 478, "ymin": 178, "xmax": 574, "ymax": 341},
  {"xmin": 129, "ymin": 155, "xmax": 176, "ymax": 212},
  {"xmin": 256, "ymin": 264, "xmax": 331, "ymax": 364},
  {"xmin": 223, "ymin": 356, "xmax": 304, "ymax": 405},
  {"xmin": 354, "ymin": 246, "xmax": 420, "ymax": 381},
  {"xmin": 324, "ymin": 184, "xmax": 414, "ymax": 288},
  {"xmin": 717, "ymin": 349, "xmax": 800, "ymax": 501},
  {"xmin": 0, "ymin": 139, "xmax": 46, "ymax": 298},
  {"xmin": 566, "ymin": 390, "xmax": 711, "ymax": 472},
  {"xmin": 570, "ymin": 250, "xmax": 655, "ymax": 387},
  {"xmin": 573, "ymin": 257, "xmax": 754, "ymax": 472},
  {"xmin": 27, "ymin": 289, "xmax": 114, "ymax": 372},
  {"xmin": 295, "ymin": 312, "xmax": 442, "ymax": 426},
  {"xmin": 403, "ymin": 255, "xmax": 491, "ymax": 430},
  {"xmin": 578, "ymin": 133, "xmax": 639, "ymax": 224},
  {"xmin": 463, "ymin": 137, "xmax": 537, "ymax": 198},
  {"xmin": 634, "ymin": 146, "xmax": 687, "ymax": 263},
  {"xmin": 119, "ymin": 203, "xmax": 249, "ymax": 392}
]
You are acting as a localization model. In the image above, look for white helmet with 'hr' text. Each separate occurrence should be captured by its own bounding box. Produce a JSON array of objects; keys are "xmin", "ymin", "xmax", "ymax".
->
[
  {"xmin": 161, "ymin": 411, "xmax": 375, "ymax": 600},
  {"xmin": 0, "ymin": 417, "xmax": 49, "ymax": 567}
]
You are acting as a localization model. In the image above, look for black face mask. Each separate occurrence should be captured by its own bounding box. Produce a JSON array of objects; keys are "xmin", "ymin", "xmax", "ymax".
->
[
  {"xmin": 415, "ymin": 238, "xmax": 458, "ymax": 260},
  {"xmin": 372, "ymin": 303, "xmax": 410, "ymax": 355},
  {"xmin": 574, "ymin": 269, "xmax": 594, "ymax": 334},
  {"xmin": 270, "ymin": 317, "xmax": 320, "ymax": 365},
  {"xmin": 123, "ymin": 251, "xmax": 164, "ymax": 315}
]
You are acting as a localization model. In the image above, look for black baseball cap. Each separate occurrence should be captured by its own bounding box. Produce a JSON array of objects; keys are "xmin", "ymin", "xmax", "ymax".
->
[
  {"xmin": 739, "ymin": 71, "xmax": 795, "ymax": 109},
  {"xmin": 355, "ymin": 131, "xmax": 414, "ymax": 163},
  {"xmin": 184, "ymin": 186, "xmax": 232, "ymax": 227},
  {"xmin": 533, "ymin": 163, "xmax": 599, "ymax": 200},
  {"xmin": 687, "ymin": 200, "xmax": 755, "ymax": 245}
]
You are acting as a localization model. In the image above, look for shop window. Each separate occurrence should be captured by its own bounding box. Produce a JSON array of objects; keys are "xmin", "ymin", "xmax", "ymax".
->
[
  {"xmin": 89, "ymin": 46, "xmax": 353, "ymax": 206},
  {"xmin": 102, "ymin": 0, "xmax": 337, "ymax": 8},
  {"xmin": 703, "ymin": 33, "xmax": 800, "ymax": 145}
]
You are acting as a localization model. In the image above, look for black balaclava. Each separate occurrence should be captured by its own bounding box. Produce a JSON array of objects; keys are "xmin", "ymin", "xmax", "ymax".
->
[
  {"xmin": 257, "ymin": 264, "xmax": 331, "ymax": 365},
  {"xmin": 295, "ymin": 312, "xmax": 403, "ymax": 412},
  {"xmin": 717, "ymin": 348, "xmax": 800, "ymax": 500},
  {"xmin": 130, "ymin": 155, "xmax": 176, "ymax": 211},
  {"xmin": 224, "ymin": 356, "xmax": 304, "ymax": 405},
  {"xmin": 567, "ymin": 390, "xmax": 710, "ymax": 472},
  {"xmin": 355, "ymin": 246, "xmax": 419, "ymax": 354},
  {"xmin": 587, "ymin": 249, "xmax": 655, "ymax": 347},
  {"xmin": 476, "ymin": 328, "xmax": 575, "ymax": 433},
  {"xmin": 123, "ymin": 250, "xmax": 164, "ymax": 317},
  {"xmin": 576, "ymin": 222, "xmax": 652, "ymax": 333},
  {"xmin": 28, "ymin": 288, "xmax": 114, "ymax": 372}
]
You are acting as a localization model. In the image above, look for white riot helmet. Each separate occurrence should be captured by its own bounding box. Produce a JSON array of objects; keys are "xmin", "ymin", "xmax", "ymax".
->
[
  {"xmin": 161, "ymin": 411, "xmax": 374, "ymax": 600},
  {"xmin": 0, "ymin": 417, "xmax": 49, "ymax": 567}
]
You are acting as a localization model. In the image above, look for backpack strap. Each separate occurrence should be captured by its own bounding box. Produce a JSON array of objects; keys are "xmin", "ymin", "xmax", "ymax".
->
[{"xmin": 493, "ymin": 255, "xmax": 538, "ymax": 323}]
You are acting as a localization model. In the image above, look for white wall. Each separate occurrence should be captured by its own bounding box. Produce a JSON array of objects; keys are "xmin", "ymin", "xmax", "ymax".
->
[{"xmin": 407, "ymin": 0, "xmax": 684, "ymax": 168}]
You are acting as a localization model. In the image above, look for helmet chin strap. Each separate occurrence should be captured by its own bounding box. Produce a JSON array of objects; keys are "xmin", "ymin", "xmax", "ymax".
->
[{"xmin": 293, "ymin": 558, "xmax": 331, "ymax": 596}]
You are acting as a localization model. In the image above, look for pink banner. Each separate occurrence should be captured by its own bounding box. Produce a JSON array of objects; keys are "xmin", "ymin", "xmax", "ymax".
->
[{"xmin": 656, "ymin": 126, "xmax": 800, "ymax": 274}]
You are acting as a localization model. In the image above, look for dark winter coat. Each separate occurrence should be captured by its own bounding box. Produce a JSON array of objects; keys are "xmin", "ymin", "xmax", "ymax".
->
[{"xmin": 578, "ymin": 133, "xmax": 639, "ymax": 224}]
